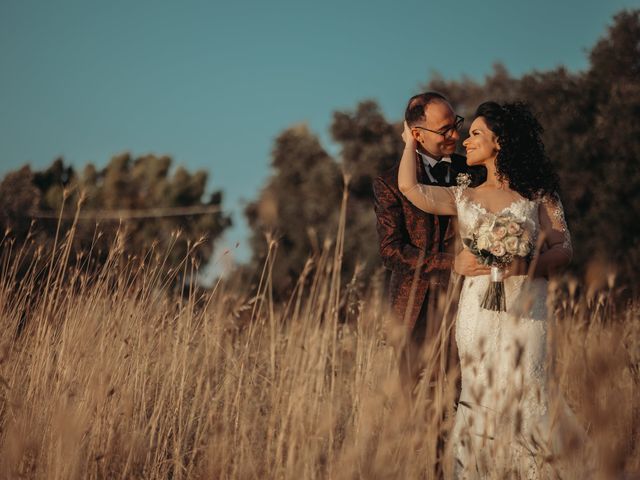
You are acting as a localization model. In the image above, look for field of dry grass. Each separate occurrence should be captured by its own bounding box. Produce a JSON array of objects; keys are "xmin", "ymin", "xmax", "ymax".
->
[{"xmin": 0, "ymin": 205, "xmax": 638, "ymax": 479}]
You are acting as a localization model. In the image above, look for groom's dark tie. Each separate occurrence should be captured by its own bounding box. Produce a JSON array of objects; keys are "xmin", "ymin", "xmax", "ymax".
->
[{"xmin": 431, "ymin": 161, "xmax": 449, "ymax": 185}]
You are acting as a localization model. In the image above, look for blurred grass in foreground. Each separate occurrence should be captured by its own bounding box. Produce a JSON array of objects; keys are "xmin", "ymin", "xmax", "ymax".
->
[{"xmin": 0, "ymin": 191, "xmax": 638, "ymax": 479}]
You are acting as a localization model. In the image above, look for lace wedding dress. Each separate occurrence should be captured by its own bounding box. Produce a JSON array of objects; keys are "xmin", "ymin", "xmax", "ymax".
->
[{"xmin": 401, "ymin": 181, "xmax": 573, "ymax": 479}]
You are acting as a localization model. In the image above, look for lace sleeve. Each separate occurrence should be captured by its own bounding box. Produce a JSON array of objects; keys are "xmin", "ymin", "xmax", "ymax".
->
[
  {"xmin": 538, "ymin": 193, "xmax": 572, "ymax": 270},
  {"xmin": 399, "ymin": 184, "xmax": 457, "ymax": 215},
  {"xmin": 397, "ymin": 146, "xmax": 457, "ymax": 215}
]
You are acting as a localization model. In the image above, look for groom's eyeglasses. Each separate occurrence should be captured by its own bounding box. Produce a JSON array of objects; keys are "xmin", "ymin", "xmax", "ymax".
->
[{"xmin": 413, "ymin": 115, "xmax": 464, "ymax": 139}]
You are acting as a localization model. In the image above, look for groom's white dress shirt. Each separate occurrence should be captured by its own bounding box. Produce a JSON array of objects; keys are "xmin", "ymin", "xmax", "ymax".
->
[{"xmin": 416, "ymin": 150, "xmax": 452, "ymax": 184}]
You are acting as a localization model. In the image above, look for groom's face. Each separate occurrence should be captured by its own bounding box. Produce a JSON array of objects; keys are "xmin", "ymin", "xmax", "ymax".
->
[{"xmin": 413, "ymin": 100, "xmax": 459, "ymax": 158}]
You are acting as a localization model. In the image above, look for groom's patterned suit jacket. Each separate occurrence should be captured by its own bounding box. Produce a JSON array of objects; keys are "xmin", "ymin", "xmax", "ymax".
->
[{"xmin": 373, "ymin": 153, "xmax": 470, "ymax": 332}]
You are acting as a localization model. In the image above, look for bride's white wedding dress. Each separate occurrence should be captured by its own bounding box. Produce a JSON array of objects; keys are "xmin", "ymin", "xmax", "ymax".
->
[{"xmin": 401, "ymin": 181, "xmax": 574, "ymax": 479}]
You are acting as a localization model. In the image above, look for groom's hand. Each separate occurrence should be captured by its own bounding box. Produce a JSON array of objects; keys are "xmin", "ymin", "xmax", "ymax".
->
[{"xmin": 454, "ymin": 249, "xmax": 491, "ymax": 276}]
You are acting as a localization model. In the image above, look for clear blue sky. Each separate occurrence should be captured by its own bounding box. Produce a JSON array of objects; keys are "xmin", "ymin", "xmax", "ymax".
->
[{"xmin": 1, "ymin": 0, "xmax": 637, "ymax": 269}]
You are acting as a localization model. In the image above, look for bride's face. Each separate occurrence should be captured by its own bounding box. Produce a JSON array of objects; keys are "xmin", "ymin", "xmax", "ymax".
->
[{"xmin": 463, "ymin": 117, "xmax": 500, "ymax": 166}]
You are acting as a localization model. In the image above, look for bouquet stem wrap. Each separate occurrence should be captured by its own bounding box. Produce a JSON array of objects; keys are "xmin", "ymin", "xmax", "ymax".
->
[{"xmin": 481, "ymin": 266, "xmax": 507, "ymax": 311}]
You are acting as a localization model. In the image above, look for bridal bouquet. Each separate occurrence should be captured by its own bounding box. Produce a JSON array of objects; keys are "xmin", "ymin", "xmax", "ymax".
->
[{"xmin": 462, "ymin": 213, "xmax": 533, "ymax": 311}]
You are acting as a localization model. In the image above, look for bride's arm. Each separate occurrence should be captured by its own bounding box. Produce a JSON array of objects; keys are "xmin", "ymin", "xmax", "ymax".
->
[
  {"xmin": 533, "ymin": 193, "xmax": 572, "ymax": 276},
  {"xmin": 397, "ymin": 122, "xmax": 456, "ymax": 215}
]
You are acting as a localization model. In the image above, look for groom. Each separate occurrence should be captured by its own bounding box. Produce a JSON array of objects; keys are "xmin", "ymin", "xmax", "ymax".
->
[{"xmin": 373, "ymin": 92, "xmax": 485, "ymax": 395}]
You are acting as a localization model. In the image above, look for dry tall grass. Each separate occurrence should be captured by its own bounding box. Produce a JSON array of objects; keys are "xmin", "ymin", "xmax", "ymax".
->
[{"xmin": 0, "ymin": 194, "xmax": 638, "ymax": 479}]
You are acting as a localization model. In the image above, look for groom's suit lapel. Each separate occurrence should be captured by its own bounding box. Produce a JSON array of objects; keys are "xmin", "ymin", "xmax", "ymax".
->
[
  {"xmin": 418, "ymin": 153, "xmax": 467, "ymax": 187},
  {"xmin": 402, "ymin": 156, "xmax": 434, "ymax": 251},
  {"xmin": 416, "ymin": 155, "xmax": 429, "ymax": 184}
]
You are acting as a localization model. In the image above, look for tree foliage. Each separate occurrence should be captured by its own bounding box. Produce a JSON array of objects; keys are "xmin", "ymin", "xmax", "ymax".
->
[
  {"xmin": 245, "ymin": 125, "xmax": 343, "ymax": 294},
  {"xmin": 246, "ymin": 10, "xmax": 640, "ymax": 295},
  {"xmin": 428, "ymin": 10, "xmax": 640, "ymax": 283},
  {"xmin": 0, "ymin": 154, "xmax": 231, "ymax": 280},
  {"xmin": 244, "ymin": 103, "xmax": 404, "ymax": 297}
]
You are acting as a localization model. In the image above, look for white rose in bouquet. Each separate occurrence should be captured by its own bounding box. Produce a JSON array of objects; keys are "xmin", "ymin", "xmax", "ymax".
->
[
  {"xmin": 518, "ymin": 241, "xmax": 531, "ymax": 257},
  {"xmin": 492, "ymin": 225, "xmax": 507, "ymax": 240},
  {"xmin": 507, "ymin": 221, "xmax": 522, "ymax": 236},
  {"xmin": 477, "ymin": 219, "xmax": 493, "ymax": 236},
  {"xmin": 490, "ymin": 241, "xmax": 506, "ymax": 257},
  {"xmin": 477, "ymin": 233, "xmax": 493, "ymax": 251},
  {"xmin": 504, "ymin": 236, "xmax": 520, "ymax": 254},
  {"xmin": 475, "ymin": 214, "xmax": 495, "ymax": 233},
  {"xmin": 465, "ymin": 213, "xmax": 532, "ymax": 312}
]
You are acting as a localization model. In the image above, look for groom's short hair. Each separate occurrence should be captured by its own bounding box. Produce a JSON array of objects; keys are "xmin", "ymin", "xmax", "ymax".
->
[{"xmin": 405, "ymin": 92, "xmax": 448, "ymax": 126}]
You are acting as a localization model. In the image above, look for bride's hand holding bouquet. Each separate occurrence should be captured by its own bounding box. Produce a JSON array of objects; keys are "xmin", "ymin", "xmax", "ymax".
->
[{"xmin": 463, "ymin": 212, "xmax": 533, "ymax": 311}]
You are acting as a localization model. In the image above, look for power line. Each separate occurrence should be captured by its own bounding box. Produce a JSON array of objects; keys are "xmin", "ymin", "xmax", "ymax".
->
[{"xmin": 26, "ymin": 204, "xmax": 223, "ymax": 221}]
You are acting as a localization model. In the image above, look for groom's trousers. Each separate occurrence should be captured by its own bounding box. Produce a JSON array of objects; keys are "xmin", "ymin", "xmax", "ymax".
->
[
  {"xmin": 397, "ymin": 275, "xmax": 462, "ymax": 480},
  {"xmin": 398, "ymin": 274, "xmax": 461, "ymax": 399}
]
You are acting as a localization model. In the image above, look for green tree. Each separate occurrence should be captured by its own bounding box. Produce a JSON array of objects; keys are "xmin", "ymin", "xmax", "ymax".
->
[
  {"xmin": 245, "ymin": 124, "xmax": 343, "ymax": 295},
  {"xmin": 0, "ymin": 154, "xmax": 231, "ymax": 282},
  {"xmin": 425, "ymin": 10, "xmax": 640, "ymax": 283},
  {"xmin": 246, "ymin": 9, "xmax": 640, "ymax": 294},
  {"xmin": 245, "ymin": 103, "xmax": 404, "ymax": 298},
  {"xmin": 330, "ymin": 100, "xmax": 404, "ymax": 286},
  {"xmin": 0, "ymin": 166, "xmax": 41, "ymax": 241}
]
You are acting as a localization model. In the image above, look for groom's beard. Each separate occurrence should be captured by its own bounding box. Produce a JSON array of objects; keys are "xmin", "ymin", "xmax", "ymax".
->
[
  {"xmin": 418, "ymin": 145, "xmax": 443, "ymax": 161},
  {"xmin": 440, "ymin": 141, "xmax": 458, "ymax": 156},
  {"xmin": 418, "ymin": 143, "xmax": 456, "ymax": 160}
]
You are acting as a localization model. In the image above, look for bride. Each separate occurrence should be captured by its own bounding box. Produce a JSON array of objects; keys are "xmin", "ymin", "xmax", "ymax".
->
[{"xmin": 398, "ymin": 101, "xmax": 575, "ymax": 478}]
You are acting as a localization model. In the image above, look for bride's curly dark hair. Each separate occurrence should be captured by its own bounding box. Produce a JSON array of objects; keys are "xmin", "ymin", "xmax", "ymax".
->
[{"xmin": 474, "ymin": 101, "xmax": 560, "ymax": 200}]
